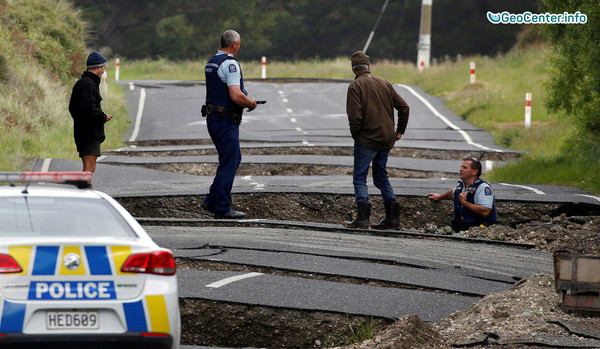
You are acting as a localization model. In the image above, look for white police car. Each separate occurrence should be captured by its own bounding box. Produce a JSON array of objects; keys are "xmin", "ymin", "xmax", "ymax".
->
[{"xmin": 0, "ymin": 172, "xmax": 180, "ymax": 348}]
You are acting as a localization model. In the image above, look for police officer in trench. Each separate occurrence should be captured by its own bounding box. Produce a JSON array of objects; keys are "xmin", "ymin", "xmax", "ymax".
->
[
  {"xmin": 428, "ymin": 157, "xmax": 498, "ymax": 231},
  {"xmin": 201, "ymin": 30, "xmax": 257, "ymax": 219}
]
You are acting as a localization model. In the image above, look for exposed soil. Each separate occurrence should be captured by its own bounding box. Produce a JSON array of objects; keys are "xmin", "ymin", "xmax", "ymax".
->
[
  {"xmin": 120, "ymin": 193, "xmax": 600, "ymax": 348},
  {"xmin": 337, "ymin": 274, "xmax": 600, "ymax": 349},
  {"xmin": 119, "ymin": 193, "xmax": 600, "ymax": 255},
  {"xmin": 106, "ymin": 145, "xmax": 521, "ymax": 162},
  {"xmin": 112, "ymin": 144, "xmax": 600, "ymax": 349},
  {"xmin": 117, "ymin": 162, "xmax": 455, "ymax": 179}
]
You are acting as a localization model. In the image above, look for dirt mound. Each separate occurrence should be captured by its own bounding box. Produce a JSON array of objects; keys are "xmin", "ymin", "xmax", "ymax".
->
[
  {"xmin": 340, "ymin": 274, "xmax": 600, "ymax": 349},
  {"xmin": 334, "ymin": 314, "xmax": 447, "ymax": 349}
]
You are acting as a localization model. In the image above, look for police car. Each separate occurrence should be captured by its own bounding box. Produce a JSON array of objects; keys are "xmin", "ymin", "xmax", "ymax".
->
[{"xmin": 0, "ymin": 172, "xmax": 180, "ymax": 348}]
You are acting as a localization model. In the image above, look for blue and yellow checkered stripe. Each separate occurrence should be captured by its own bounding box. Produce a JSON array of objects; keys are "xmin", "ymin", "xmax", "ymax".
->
[
  {"xmin": 4, "ymin": 245, "xmax": 133, "ymax": 276},
  {"xmin": 0, "ymin": 295, "xmax": 170, "ymax": 334},
  {"xmin": 0, "ymin": 245, "xmax": 171, "ymax": 334}
]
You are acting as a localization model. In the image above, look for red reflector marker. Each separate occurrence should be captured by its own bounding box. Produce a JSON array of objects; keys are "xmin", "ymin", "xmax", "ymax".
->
[{"xmin": 141, "ymin": 332, "xmax": 169, "ymax": 337}]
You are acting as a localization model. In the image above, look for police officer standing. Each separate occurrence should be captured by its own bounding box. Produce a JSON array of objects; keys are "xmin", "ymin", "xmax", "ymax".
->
[
  {"xmin": 201, "ymin": 30, "xmax": 257, "ymax": 219},
  {"xmin": 428, "ymin": 157, "xmax": 498, "ymax": 231}
]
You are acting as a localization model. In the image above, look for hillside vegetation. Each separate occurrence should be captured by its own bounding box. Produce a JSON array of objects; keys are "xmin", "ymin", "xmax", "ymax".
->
[{"xmin": 0, "ymin": 0, "xmax": 127, "ymax": 171}]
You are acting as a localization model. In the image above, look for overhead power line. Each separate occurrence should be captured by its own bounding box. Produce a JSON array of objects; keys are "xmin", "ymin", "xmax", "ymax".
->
[{"xmin": 362, "ymin": 0, "xmax": 390, "ymax": 54}]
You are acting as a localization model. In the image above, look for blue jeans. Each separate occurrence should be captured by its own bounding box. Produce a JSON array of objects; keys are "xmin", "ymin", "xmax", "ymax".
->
[
  {"xmin": 203, "ymin": 114, "xmax": 241, "ymax": 215},
  {"xmin": 353, "ymin": 140, "xmax": 396, "ymax": 203}
]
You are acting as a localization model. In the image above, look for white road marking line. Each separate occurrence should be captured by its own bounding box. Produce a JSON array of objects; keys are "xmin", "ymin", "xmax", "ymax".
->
[
  {"xmin": 577, "ymin": 194, "xmax": 600, "ymax": 203},
  {"xmin": 282, "ymin": 98, "xmax": 288, "ymax": 103},
  {"xmin": 128, "ymin": 82, "xmax": 134, "ymax": 90},
  {"xmin": 278, "ymin": 90, "xmax": 284, "ymax": 95},
  {"xmin": 397, "ymin": 84, "xmax": 503, "ymax": 153},
  {"xmin": 499, "ymin": 183, "xmax": 545, "ymax": 195},
  {"xmin": 286, "ymin": 108, "xmax": 293, "ymax": 113},
  {"xmin": 290, "ymin": 118, "xmax": 297, "ymax": 123},
  {"xmin": 129, "ymin": 88, "xmax": 146, "ymax": 142},
  {"xmin": 206, "ymin": 272, "xmax": 263, "ymax": 288},
  {"xmin": 295, "ymin": 127, "xmax": 303, "ymax": 132},
  {"xmin": 242, "ymin": 175, "xmax": 266, "ymax": 190},
  {"xmin": 40, "ymin": 158, "xmax": 51, "ymax": 172}
]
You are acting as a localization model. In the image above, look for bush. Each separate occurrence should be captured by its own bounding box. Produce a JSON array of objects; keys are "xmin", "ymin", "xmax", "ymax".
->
[{"xmin": 2, "ymin": 0, "xmax": 87, "ymax": 83}]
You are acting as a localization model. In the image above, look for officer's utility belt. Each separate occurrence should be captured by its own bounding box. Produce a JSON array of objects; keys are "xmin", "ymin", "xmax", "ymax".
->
[
  {"xmin": 201, "ymin": 103, "xmax": 243, "ymax": 125},
  {"xmin": 201, "ymin": 104, "xmax": 226, "ymax": 117}
]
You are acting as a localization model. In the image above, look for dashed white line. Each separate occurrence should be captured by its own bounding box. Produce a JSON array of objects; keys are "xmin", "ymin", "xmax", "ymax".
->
[
  {"xmin": 290, "ymin": 118, "xmax": 297, "ymax": 123},
  {"xmin": 242, "ymin": 175, "xmax": 266, "ymax": 190},
  {"xmin": 40, "ymin": 158, "xmax": 51, "ymax": 172},
  {"xmin": 286, "ymin": 108, "xmax": 293, "ymax": 114},
  {"xmin": 499, "ymin": 183, "xmax": 545, "ymax": 195},
  {"xmin": 397, "ymin": 84, "xmax": 503, "ymax": 153},
  {"xmin": 282, "ymin": 98, "xmax": 288, "ymax": 103},
  {"xmin": 577, "ymin": 194, "xmax": 600, "ymax": 203},
  {"xmin": 206, "ymin": 272, "xmax": 263, "ymax": 288}
]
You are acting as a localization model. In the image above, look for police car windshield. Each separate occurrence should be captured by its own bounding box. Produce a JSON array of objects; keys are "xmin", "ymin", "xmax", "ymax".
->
[{"xmin": 0, "ymin": 196, "xmax": 136, "ymax": 238}]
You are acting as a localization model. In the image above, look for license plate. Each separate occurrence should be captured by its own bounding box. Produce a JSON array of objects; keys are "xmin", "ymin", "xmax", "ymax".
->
[{"xmin": 46, "ymin": 311, "xmax": 99, "ymax": 330}]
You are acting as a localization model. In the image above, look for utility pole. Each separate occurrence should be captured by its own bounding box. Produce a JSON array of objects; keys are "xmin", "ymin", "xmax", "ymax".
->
[{"xmin": 416, "ymin": 0, "xmax": 432, "ymax": 71}]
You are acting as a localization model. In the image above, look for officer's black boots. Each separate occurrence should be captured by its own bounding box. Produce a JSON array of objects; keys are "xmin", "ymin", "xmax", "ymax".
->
[
  {"xmin": 343, "ymin": 202, "xmax": 371, "ymax": 228},
  {"xmin": 371, "ymin": 201, "xmax": 400, "ymax": 230},
  {"xmin": 216, "ymin": 210, "xmax": 246, "ymax": 219}
]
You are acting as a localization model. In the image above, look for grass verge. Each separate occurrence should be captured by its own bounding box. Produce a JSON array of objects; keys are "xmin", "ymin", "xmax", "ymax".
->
[{"xmin": 0, "ymin": 0, "xmax": 128, "ymax": 172}]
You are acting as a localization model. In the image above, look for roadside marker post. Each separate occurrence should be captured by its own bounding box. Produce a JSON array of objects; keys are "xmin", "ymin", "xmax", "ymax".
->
[
  {"xmin": 115, "ymin": 58, "xmax": 120, "ymax": 81},
  {"xmin": 261, "ymin": 56, "xmax": 266, "ymax": 79},
  {"xmin": 470, "ymin": 62, "xmax": 476, "ymax": 83},
  {"xmin": 525, "ymin": 92, "xmax": 532, "ymax": 128},
  {"xmin": 101, "ymin": 71, "xmax": 108, "ymax": 94}
]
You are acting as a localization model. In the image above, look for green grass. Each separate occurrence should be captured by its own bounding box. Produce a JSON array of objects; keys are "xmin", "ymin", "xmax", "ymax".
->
[
  {"xmin": 0, "ymin": 0, "xmax": 128, "ymax": 172},
  {"xmin": 324, "ymin": 317, "xmax": 376, "ymax": 347}
]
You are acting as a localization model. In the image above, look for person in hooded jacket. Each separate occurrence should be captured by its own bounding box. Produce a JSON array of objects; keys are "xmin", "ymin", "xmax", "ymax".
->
[{"xmin": 68, "ymin": 51, "xmax": 112, "ymax": 182}]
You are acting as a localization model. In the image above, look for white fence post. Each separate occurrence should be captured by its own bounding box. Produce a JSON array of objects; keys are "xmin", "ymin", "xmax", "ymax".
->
[
  {"xmin": 525, "ymin": 92, "xmax": 532, "ymax": 128},
  {"xmin": 261, "ymin": 56, "xmax": 266, "ymax": 79},
  {"xmin": 470, "ymin": 62, "xmax": 476, "ymax": 83},
  {"xmin": 115, "ymin": 58, "xmax": 120, "ymax": 81},
  {"xmin": 101, "ymin": 71, "xmax": 108, "ymax": 94}
]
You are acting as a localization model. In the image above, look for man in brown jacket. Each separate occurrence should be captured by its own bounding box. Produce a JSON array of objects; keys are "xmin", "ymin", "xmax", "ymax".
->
[{"xmin": 343, "ymin": 51, "xmax": 410, "ymax": 230}]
